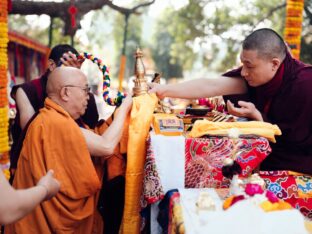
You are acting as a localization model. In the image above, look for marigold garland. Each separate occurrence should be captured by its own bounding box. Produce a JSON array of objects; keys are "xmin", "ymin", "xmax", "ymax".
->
[
  {"xmin": 284, "ymin": 0, "xmax": 304, "ymax": 59},
  {"xmin": 77, "ymin": 52, "xmax": 126, "ymax": 106},
  {"xmin": 0, "ymin": 0, "xmax": 10, "ymax": 180}
]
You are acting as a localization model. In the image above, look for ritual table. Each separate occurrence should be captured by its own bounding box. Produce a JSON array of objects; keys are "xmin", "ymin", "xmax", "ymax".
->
[
  {"xmin": 141, "ymin": 134, "xmax": 312, "ymax": 233},
  {"xmin": 141, "ymin": 134, "xmax": 272, "ymax": 233},
  {"xmin": 158, "ymin": 188, "xmax": 310, "ymax": 234},
  {"xmin": 142, "ymin": 134, "xmax": 271, "ymax": 206}
]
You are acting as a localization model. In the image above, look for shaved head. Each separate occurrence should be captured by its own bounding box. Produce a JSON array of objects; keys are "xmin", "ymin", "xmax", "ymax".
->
[
  {"xmin": 243, "ymin": 28, "xmax": 286, "ymax": 61},
  {"xmin": 47, "ymin": 67, "xmax": 85, "ymax": 96},
  {"xmin": 46, "ymin": 67, "xmax": 89, "ymax": 119}
]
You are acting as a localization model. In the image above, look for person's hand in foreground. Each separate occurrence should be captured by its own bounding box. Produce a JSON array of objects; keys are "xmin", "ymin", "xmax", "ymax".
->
[
  {"xmin": 37, "ymin": 169, "xmax": 61, "ymax": 201},
  {"xmin": 0, "ymin": 169, "xmax": 60, "ymax": 224},
  {"xmin": 148, "ymin": 82, "xmax": 166, "ymax": 99}
]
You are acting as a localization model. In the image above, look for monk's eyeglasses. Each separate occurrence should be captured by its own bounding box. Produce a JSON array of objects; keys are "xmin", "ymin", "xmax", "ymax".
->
[{"xmin": 63, "ymin": 85, "xmax": 90, "ymax": 94}]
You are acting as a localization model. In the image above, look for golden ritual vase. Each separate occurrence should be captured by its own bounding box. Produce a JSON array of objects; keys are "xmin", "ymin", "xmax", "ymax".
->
[{"xmin": 132, "ymin": 48, "xmax": 148, "ymax": 96}]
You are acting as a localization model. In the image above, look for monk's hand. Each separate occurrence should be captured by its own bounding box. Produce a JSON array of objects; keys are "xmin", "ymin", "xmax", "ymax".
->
[
  {"xmin": 227, "ymin": 100, "xmax": 263, "ymax": 121},
  {"xmin": 120, "ymin": 95, "xmax": 133, "ymax": 112},
  {"xmin": 60, "ymin": 51, "xmax": 84, "ymax": 69},
  {"xmin": 147, "ymin": 82, "xmax": 166, "ymax": 99},
  {"xmin": 37, "ymin": 170, "xmax": 60, "ymax": 201}
]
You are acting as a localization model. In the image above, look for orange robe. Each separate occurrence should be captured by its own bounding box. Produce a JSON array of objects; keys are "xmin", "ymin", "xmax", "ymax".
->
[{"xmin": 6, "ymin": 98, "xmax": 102, "ymax": 234}]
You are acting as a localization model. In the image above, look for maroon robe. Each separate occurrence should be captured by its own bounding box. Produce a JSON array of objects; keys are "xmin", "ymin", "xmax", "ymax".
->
[{"xmin": 223, "ymin": 51, "xmax": 312, "ymax": 175}]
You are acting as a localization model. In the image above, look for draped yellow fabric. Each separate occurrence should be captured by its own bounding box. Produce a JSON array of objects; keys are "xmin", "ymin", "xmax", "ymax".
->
[
  {"xmin": 189, "ymin": 120, "xmax": 282, "ymax": 143},
  {"xmin": 121, "ymin": 94, "xmax": 158, "ymax": 234}
]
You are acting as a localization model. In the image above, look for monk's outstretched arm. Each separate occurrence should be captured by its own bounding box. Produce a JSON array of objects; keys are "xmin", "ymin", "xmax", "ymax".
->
[
  {"xmin": 148, "ymin": 77, "xmax": 247, "ymax": 99},
  {"xmin": 15, "ymin": 88, "xmax": 36, "ymax": 129},
  {"xmin": 0, "ymin": 170, "xmax": 60, "ymax": 225},
  {"xmin": 81, "ymin": 95, "xmax": 132, "ymax": 157}
]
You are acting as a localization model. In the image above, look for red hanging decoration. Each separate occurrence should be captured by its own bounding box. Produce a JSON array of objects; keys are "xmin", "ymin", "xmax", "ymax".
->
[{"xmin": 68, "ymin": 1, "xmax": 78, "ymax": 29}]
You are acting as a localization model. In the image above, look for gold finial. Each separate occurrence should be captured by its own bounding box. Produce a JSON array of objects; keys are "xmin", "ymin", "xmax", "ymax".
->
[{"xmin": 133, "ymin": 47, "xmax": 148, "ymax": 96}]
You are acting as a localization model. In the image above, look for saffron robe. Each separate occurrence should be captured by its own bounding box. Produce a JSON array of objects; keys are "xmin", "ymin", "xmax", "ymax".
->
[
  {"xmin": 6, "ymin": 98, "xmax": 102, "ymax": 234},
  {"xmin": 10, "ymin": 73, "xmax": 99, "ymax": 172},
  {"xmin": 223, "ymin": 51, "xmax": 312, "ymax": 175}
]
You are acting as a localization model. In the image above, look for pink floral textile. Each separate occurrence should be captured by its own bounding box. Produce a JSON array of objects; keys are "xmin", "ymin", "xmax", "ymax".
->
[
  {"xmin": 260, "ymin": 170, "xmax": 312, "ymax": 219},
  {"xmin": 142, "ymin": 136, "xmax": 271, "ymax": 206},
  {"xmin": 142, "ymin": 138, "xmax": 165, "ymax": 208},
  {"xmin": 185, "ymin": 136, "xmax": 271, "ymax": 188}
]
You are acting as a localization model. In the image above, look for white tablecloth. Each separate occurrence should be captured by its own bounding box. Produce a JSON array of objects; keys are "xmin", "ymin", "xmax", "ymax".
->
[
  {"xmin": 179, "ymin": 188, "xmax": 308, "ymax": 234},
  {"xmin": 148, "ymin": 134, "xmax": 308, "ymax": 234},
  {"xmin": 150, "ymin": 134, "xmax": 185, "ymax": 234},
  {"xmin": 150, "ymin": 134, "xmax": 185, "ymax": 193}
]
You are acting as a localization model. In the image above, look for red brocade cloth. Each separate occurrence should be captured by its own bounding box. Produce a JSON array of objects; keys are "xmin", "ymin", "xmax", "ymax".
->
[
  {"xmin": 142, "ymin": 137, "xmax": 312, "ymax": 219},
  {"xmin": 185, "ymin": 136, "xmax": 271, "ymax": 188},
  {"xmin": 260, "ymin": 170, "xmax": 312, "ymax": 219},
  {"xmin": 142, "ymin": 140, "xmax": 165, "ymax": 206},
  {"xmin": 142, "ymin": 136, "xmax": 271, "ymax": 207}
]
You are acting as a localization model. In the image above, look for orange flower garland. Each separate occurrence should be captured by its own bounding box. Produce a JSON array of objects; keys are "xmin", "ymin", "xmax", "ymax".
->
[
  {"xmin": 284, "ymin": 0, "xmax": 304, "ymax": 59},
  {"xmin": 0, "ymin": 0, "xmax": 10, "ymax": 180}
]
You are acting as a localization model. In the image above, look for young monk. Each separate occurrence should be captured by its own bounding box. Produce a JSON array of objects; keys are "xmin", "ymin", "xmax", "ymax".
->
[
  {"xmin": 148, "ymin": 28, "xmax": 312, "ymax": 175},
  {"xmin": 5, "ymin": 67, "xmax": 132, "ymax": 233}
]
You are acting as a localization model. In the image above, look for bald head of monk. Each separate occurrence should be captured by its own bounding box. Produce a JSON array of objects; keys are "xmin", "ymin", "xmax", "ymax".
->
[
  {"xmin": 239, "ymin": 28, "xmax": 287, "ymax": 87},
  {"xmin": 47, "ymin": 67, "xmax": 90, "ymax": 120}
]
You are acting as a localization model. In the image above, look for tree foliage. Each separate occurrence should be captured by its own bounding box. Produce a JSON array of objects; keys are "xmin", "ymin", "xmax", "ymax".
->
[
  {"xmin": 151, "ymin": 0, "xmax": 312, "ymax": 77},
  {"xmin": 112, "ymin": 13, "xmax": 143, "ymax": 78},
  {"xmin": 151, "ymin": 1, "xmax": 208, "ymax": 79},
  {"xmin": 10, "ymin": 0, "xmax": 155, "ymax": 36},
  {"xmin": 9, "ymin": 15, "xmax": 80, "ymax": 47},
  {"xmin": 9, "ymin": 0, "xmax": 150, "ymax": 83},
  {"xmin": 301, "ymin": 0, "xmax": 312, "ymax": 63}
]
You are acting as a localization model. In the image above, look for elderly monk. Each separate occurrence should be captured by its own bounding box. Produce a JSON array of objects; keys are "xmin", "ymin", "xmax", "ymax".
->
[
  {"xmin": 149, "ymin": 28, "xmax": 312, "ymax": 175},
  {"xmin": 10, "ymin": 44, "xmax": 100, "ymax": 178},
  {"xmin": 6, "ymin": 67, "xmax": 132, "ymax": 233}
]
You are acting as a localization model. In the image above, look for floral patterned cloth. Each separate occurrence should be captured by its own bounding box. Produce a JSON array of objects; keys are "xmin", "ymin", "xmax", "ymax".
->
[
  {"xmin": 141, "ymin": 138, "xmax": 165, "ymax": 207},
  {"xmin": 142, "ymin": 136, "xmax": 271, "ymax": 207},
  {"xmin": 260, "ymin": 170, "xmax": 312, "ymax": 219},
  {"xmin": 185, "ymin": 136, "xmax": 271, "ymax": 188}
]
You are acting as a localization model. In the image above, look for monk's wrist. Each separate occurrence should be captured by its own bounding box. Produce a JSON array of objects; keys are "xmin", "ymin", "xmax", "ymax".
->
[{"xmin": 37, "ymin": 184, "xmax": 49, "ymax": 200}]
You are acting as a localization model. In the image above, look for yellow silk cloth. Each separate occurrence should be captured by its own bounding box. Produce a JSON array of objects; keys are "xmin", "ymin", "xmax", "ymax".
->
[
  {"xmin": 121, "ymin": 94, "xmax": 158, "ymax": 234},
  {"xmin": 153, "ymin": 113, "xmax": 184, "ymax": 136},
  {"xmin": 189, "ymin": 120, "xmax": 281, "ymax": 143}
]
